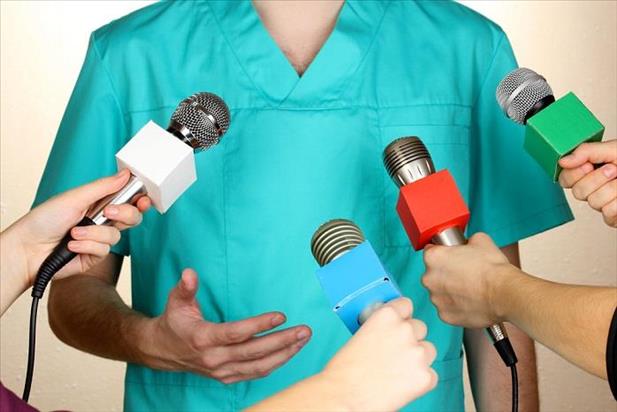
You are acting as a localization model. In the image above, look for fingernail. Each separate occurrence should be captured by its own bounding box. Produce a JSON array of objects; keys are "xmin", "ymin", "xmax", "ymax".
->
[
  {"xmin": 601, "ymin": 164, "xmax": 617, "ymax": 179},
  {"xmin": 67, "ymin": 241, "xmax": 78, "ymax": 250},
  {"xmin": 296, "ymin": 338, "xmax": 309, "ymax": 349},
  {"xmin": 72, "ymin": 227, "xmax": 85, "ymax": 237},
  {"xmin": 296, "ymin": 329, "xmax": 309, "ymax": 340},
  {"xmin": 271, "ymin": 314, "xmax": 284, "ymax": 326},
  {"xmin": 106, "ymin": 206, "xmax": 118, "ymax": 216}
]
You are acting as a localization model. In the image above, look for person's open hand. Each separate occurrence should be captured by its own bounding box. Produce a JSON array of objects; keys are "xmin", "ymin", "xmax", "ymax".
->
[
  {"xmin": 559, "ymin": 140, "xmax": 617, "ymax": 227},
  {"xmin": 146, "ymin": 269, "xmax": 312, "ymax": 384},
  {"xmin": 12, "ymin": 169, "xmax": 151, "ymax": 283}
]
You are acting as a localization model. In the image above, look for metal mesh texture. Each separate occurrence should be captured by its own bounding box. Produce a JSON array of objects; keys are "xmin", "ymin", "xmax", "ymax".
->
[
  {"xmin": 496, "ymin": 68, "xmax": 553, "ymax": 124},
  {"xmin": 169, "ymin": 92, "xmax": 231, "ymax": 150}
]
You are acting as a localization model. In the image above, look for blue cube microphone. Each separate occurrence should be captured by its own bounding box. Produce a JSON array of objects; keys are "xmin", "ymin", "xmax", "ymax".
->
[{"xmin": 310, "ymin": 219, "xmax": 402, "ymax": 333}]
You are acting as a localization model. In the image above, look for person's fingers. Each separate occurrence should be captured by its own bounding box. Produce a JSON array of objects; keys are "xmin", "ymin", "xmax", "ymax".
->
[
  {"xmin": 168, "ymin": 268, "xmax": 199, "ymax": 304},
  {"xmin": 207, "ymin": 312, "xmax": 287, "ymax": 345},
  {"xmin": 214, "ymin": 338, "xmax": 310, "ymax": 384},
  {"xmin": 104, "ymin": 204, "xmax": 143, "ymax": 230},
  {"xmin": 571, "ymin": 164, "xmax": 617, "ymax": 201},
  {"xmin": 426, "ymin": 368, "xmax": 439, "ymax": 392},
  {"xmin": 67, "ymin": 240, "xmax": 110, "ymax": 257},
  {"xmin": 468, "ymin": 232, "xmax": 493, "ymax": 246},
  {"xmin": 55, "ymin": 169, "xmax": 131, "ymax": 210},
  {"xmin": 559, "ymin": 141, "xmax": 617, "ymax": 168},
  {"xmin": 587, "ymin": 180, "xmax": 617, "ymax": 211},
  {"xmin": 418, "ymin": 340, "xmax": 437, "ymax": 365},
  {"xmin": 423, "ymin": 244, "xmax": 447, "ymax": 269},
  {"xmin": 410, "ymin": 319, "xmax": 427, "ymax": 341},
  {"xmin": 383, "ymin": 297, "xmax": 413, "ymax": 320},
  {"xmin": 136, "ymin": 196, "xmax": 152, "ymax": 213},
  {"xmin": 224, "ymin": 326, "xmax": 311, "ymax": 362},
  {"xmin": 71, "ymin": 225, "xmax": 121, "ymax": 246},
  {"xmin": 602, "ymin": 198, "xmax": 617, "ymax": 228},
  {"xmin": 558, "ymin": 162, "xmax": 594, "ymax": 188}
]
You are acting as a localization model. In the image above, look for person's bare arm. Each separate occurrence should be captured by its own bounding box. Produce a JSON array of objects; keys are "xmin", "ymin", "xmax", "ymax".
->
[
  {"xmin": 497, "ymin": 270, "xmax": 615, "ymax": 379},
  {"xmin": 464, "ymin": 243, "xmax": 539, "ymax": 412},
  {"xmin": 248, "ymin": 299, "xmax": 437, "ymax": 412},
  {"xmin": 48, "ymin": 254, "xmax": 151, "ymax": 362},
  {"xmin": 48, "ymin": 259, "xmax": 312, "ymax": 383}
]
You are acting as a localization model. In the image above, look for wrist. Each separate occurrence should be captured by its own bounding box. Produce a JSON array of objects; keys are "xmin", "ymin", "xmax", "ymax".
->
[
  {"xmin": 311, "ymin": 371, "xmax": 354, "ymax": 411},
  {"xmin": 123, "ymin": 313, "xmax": 163, "ymax": 368},
  {"xmin": 0, "ymin": 222, "xmax": 33, "ymax": 288},
  {"xmin": 489, "ymin": 264, "xmax": 521, "ymax": 322}
]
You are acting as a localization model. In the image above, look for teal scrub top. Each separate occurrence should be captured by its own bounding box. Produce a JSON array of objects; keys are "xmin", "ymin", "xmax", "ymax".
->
[{"xmin": 34, "ymin": 1, "xmax": 573, "ymax": 411}]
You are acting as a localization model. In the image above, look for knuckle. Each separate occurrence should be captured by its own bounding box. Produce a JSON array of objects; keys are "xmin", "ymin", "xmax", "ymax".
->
[
  {"xmin": 244, "ymin": 348, "xmax": 265, "ymax": 360},
  {"xmin": 201, "ymin": 354, "xmax": 222, "ymax": 370},
  {"xmin": 577, "ymin": 142, "xmax": 591, "ymax": 155},
  {"xmin": 190, "ymin": 333, "xmax": 205, "ymax": 350},
  {"xmin": 423, "ymin": 248, "xmax": 437, "ymax": 265},
  {"xmin": 225, "ymin": 328, "xmax": 243, "ymax": 342},
  {"xmin": 110, "ymin": 229, "xmax": 122, "ymax": 245},
  {"xmin": 209, "ymin": 369, "xmax": 226, "ymax": 380},
  {"xmin": 571, "ymin": 185, "xmax": 586, "ymax": 200}
]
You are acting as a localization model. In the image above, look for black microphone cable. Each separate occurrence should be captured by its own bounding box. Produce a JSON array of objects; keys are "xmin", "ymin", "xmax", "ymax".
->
[
  {"xmin": 382, "ymin": 136, "xmax": 519, "ymax": 412},
  {"xmin": 20, "ymin": 92, "xmax": 231, "ymax": 402},
  {"xmin": 511, "ymin": 363, "xmax": 519, "ymax": 412}
]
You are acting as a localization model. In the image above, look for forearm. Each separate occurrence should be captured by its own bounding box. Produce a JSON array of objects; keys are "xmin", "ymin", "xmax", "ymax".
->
[
  {"xmin": 0, "ymin": 225, "xmax": 32, "ymax": 315},
  {"xmin": 246, "ymin": 373, "xmax": 350, "ymax": 412},
  {"xmin": 465, "ymin": 325, "xmax": 538, "ymax": 412},
  {"xmin": 499, "ymin": 270, "xmax": 616, "ymax": 379},
  {"xmin": 48, "ymin": 273, "xmax": 155, "ymax": 364},
  {"xmin": 466, "ymin": 242, "xmax": 539, "ymax": 412}
]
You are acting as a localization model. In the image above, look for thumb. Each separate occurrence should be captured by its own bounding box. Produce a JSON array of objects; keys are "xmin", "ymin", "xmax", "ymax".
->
[
  {"xmin": 559, "ymin": 140, "xmax": 617, "ymax": 168},
  {"xmin": 468, "ymin": 232, "xmax": 495, "ymax": 247},
  {"xmin": 384, "ymin": 297, "xmax": 413, "ymax": 320},
  {"xmin": 55, "ymin": 169, "xmax": 131, "ymax": 211},
  {"xmin": 168, "ymin": 268, "xmax": 199, "ymax": 305}
]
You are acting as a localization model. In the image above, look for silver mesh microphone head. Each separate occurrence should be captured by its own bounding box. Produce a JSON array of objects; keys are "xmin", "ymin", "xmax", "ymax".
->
[
  {"xmin": 383, "ymin": 137, "xmax": 435, "ymax": 187},
  {"xmin": 311, "ymin": 219, "xmax": 365, "ymax": 267},
  {"xmin": 496, "ymin": 68, "xmax": 553, "ymax": 125},
  {"xmin": 168, "ymin": 92, "xmax": 231, "ymax": 152}
]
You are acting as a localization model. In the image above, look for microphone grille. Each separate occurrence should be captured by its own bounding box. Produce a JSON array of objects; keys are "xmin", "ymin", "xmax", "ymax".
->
[
  {"xmin": 383, "ymin": 136, "xmax": 431, "ymax": 180},
  {"xmin": 170, "ymin": 92, "xmax": 231, "ymax": 151},
  {"xmin": 311, "ymin": 219, "xmax": 365, "ymax": 267},
  {"xmin": 496, "ymin": 68, "xmax": 553, "ymax": 124}
]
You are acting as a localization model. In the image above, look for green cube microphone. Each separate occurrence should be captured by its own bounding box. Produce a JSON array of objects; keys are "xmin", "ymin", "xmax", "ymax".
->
[{"xmin": 496, "ymin": 68, "xmax": 605, "ymax": 181}]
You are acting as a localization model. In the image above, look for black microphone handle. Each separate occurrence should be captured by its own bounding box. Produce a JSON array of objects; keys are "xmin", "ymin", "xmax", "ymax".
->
[
  {"xmin": 31, "ymin": 216, "xmax": 94, "ymax": 298},
  {"xmin": 31, "ymin": 174, "xmax": 147, "ymax": 298}
]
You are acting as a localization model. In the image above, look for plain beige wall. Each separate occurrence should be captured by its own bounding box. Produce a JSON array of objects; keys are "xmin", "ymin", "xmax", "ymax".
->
[{"xmin": 1, "ymin": 1, "xmax": 615, "ymax": 411}]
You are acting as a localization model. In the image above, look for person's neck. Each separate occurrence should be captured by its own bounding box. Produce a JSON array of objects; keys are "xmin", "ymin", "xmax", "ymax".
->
[{"xmin": 252, "ymin": 0, "xmax": 344, "ymax": 76}]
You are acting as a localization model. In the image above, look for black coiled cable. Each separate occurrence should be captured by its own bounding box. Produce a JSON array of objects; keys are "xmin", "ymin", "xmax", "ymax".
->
[
  {"xmin": 22, "ymin": 216, "xmax": 94, "ymax": 401},
  {"xmin": 511, "ymin": 364, "xmax": 519, "ymax": 412},
  {"xmin": 22, "ymin": 297, "xmax": 39, "ymax": 401}
]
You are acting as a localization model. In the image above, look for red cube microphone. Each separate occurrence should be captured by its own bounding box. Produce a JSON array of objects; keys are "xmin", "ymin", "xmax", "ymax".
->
[{"xmin": 382, "ymin": 136, "xmax": 518, "ymax": 368}]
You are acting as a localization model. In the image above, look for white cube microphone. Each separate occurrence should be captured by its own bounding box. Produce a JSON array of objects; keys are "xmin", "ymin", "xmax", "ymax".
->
[
  {"xmin": 32, "ymin": 92, "xmax": 231, "ymax": 298},
  {"xmin": 116, "ymin": 121, "xmax": 196, "ymax": 213}
]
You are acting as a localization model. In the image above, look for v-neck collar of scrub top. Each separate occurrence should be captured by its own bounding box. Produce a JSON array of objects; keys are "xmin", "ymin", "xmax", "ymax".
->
[{"xmin": 206, "ymin": 0, "xmax": 391, "ymax": 108}]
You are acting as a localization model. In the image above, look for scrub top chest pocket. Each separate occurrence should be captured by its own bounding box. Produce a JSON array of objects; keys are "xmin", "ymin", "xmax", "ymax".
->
[{"xmin": 378, "ymin": 105, "xmax": 472, "ymax": 248}]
